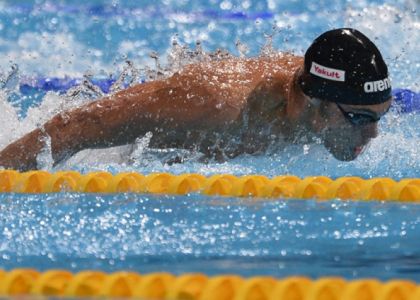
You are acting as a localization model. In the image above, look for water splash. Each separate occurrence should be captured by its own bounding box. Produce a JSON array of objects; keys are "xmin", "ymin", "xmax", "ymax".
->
[
  {"xmin": 129, "ymin": 132, "xmax": 154, "ymax": 167},
  {"xmin": 66, "ymin": 73, "xmax": 104, "ymax": 101},
  {"xmin": 235, "ymin": 39, "xmax": 249, "ymax": 58},
  {"xmin": 165, "ymin": 37, "xmax": 214, "ymax": 74},
  {"xmin": 260, "ymin": 25, "xmax": 280, "ymax": 57},
  {"xmin": 109, "ymin": 60, "xmax": 141, "ymax": 93},
  {"xmin": 166, "ymin": 36, "xmax": 191, "ymax": 74},
  {"xmin": 0, "ymin": 90, "xmax": 22, "ymax": 149},
  {"xmin": 36, "ymin": 129, "xmax": 53, "ymax": 170},
  {"xmin": 144, "ymin": 51, "xmax": 167, "ymax": 81},
  {"xmin": 0, "ymin": 64, "xmax": 20, "ymax": 93}
]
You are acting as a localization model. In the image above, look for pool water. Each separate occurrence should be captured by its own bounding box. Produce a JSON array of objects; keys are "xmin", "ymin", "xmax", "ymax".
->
[
  {"xmin": 0, "ymin": 0, "xmax": 419, "ymax": 282},
  {"xmin": 1, "ymin": 193, "xmax": 420, "ymax": 281}
]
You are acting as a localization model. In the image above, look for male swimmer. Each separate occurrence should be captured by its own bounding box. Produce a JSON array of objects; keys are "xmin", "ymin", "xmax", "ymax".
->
[{"xmin": 0, "ymin": 28, "xmax": 392, "ymax": 171}]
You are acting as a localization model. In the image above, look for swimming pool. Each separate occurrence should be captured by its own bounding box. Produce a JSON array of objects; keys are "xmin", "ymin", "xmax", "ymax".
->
[{"xmin": 0, "ymin": 0, "xmax": 420, "ymax": 294}]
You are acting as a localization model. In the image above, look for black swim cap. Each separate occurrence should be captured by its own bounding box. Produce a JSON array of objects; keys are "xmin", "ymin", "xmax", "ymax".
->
[{"xmin": 298, "ymin": 28, "xmax": 392, "ymax": 105}]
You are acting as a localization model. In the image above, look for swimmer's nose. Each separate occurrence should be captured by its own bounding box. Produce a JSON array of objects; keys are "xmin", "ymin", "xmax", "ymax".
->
[{"xmin": 361, "ymin": 123, "xmax": 379, "ymax": 139}]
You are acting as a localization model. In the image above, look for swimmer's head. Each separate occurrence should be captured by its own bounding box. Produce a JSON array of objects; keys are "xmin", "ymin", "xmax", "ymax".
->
[
  {"xmin": 306, "ymin": 99, "xmax": 391, "ymax": 161},
  {"xmin": 298, "ymin": 28, "xmax": 392, "ymax": 106},
  {"xmin": 297, "ymin": 28, "xmax": 393, "ymax": 161}
]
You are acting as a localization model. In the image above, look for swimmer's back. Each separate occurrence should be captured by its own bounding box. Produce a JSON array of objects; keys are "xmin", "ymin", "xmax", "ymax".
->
[{"xmin": 172, "ymin": 53, "xmax": 304, "ymax": 112}]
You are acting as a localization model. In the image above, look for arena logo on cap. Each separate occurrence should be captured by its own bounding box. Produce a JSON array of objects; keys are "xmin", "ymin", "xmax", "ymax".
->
[
  {"xmin": 364, "ymin": 78, "xmax": 391, "ymax": 93},
  {"xmin": 310, "ymin": 62, "xmax": 345, "ymax": 82}
]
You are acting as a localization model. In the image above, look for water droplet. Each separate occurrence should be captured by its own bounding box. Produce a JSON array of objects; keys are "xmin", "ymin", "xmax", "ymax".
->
[{"xmin": 220, "ymin": 1, "xmax": 232, "ymax": 10}]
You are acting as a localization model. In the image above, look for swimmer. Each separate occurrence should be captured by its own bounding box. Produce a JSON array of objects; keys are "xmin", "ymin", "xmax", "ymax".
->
[{"xmin": 0, "ymin": 28, "xmax": 392, "ymax": 171}]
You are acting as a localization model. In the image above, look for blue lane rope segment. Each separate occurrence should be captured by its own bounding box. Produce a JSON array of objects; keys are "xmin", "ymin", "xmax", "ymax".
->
[
  {"xmin": 19, "ymin": 78, "xmax": 118, "ymax": 95},
  {"xmin": 392, "ymin": 88, "xmax": 420, "ymax": 113}
]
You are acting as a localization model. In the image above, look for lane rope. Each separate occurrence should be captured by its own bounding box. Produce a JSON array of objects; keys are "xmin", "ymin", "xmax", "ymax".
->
[
  {"xmin": 1, "ymin": 171, "xmax": 419, "ymax": 202},
  {"xmin": 0, "ymin": 268, "xmax": 419, "ymax": 299}
]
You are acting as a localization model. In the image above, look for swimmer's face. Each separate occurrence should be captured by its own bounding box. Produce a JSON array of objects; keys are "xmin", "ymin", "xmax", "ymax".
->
[{"xmin": 319, "ymin": 99, "xmax": 392, "ymax": 161}]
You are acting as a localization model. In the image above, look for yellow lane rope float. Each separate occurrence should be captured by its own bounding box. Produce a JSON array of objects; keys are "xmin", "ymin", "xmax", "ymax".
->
[
  {"xmin": 0, "ymin": 269, "xmax": 419, "ymax": 299},
  {"xmin": 0, "ymin": 170, "xmax": 419, "ymax": 201}
]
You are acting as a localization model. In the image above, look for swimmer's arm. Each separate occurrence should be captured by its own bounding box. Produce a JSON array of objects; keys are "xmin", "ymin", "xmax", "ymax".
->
[{"xmin": 0, "ymin": 71, "xmax": 237, "ymax": 171}]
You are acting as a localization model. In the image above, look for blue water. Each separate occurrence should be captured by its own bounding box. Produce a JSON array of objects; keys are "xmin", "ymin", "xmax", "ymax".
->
[
  {"xmin": 1, "ymin": 193, "xmax": 420, "ymax": 281},
  {"xmin": 0, "ymin": 0, "xmax": 420, "ymax": 283}
]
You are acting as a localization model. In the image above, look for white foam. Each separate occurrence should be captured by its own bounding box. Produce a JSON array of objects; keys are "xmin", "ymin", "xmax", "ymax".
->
[{"xmin": 0, "ymin": 90, "xmax": 23, "ymax": 149}]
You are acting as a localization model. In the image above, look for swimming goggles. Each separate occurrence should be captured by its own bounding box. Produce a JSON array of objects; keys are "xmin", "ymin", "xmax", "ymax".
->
[{"xmin": 336, "ymin": 103, "xmax": 390, "ymax": 126}]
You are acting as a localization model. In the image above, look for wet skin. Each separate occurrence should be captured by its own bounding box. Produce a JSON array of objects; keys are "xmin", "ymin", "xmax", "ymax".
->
[{"xmin": 0, "ymin": 54, "xmax": 393, "ymax": 170}]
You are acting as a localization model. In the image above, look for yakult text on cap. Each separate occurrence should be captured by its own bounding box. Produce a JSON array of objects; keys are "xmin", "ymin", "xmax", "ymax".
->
[{"xmin": 310, "ymin": 62, "xmax": 345, "ymax": 82}]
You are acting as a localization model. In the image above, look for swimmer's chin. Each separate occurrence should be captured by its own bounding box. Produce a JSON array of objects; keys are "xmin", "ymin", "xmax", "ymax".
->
[
  {"xmin": 331, "ymin": 150, "xmax": 359, "ymax": 161},
  {"xmin": 324, "ymin": 143, "xmax": 364, "ymax": 161}
]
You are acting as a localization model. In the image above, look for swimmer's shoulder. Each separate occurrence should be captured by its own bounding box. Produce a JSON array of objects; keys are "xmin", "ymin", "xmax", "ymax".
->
[
  {"xmin": 256, "ymin": 52, "xmax": 304, "ymax": 76},
  {"xmin": 237, "ymin": 54, "xmax": 302, "ymax": 116},
  {"xmin": 253, "ymin": 53, "xmax": 302, "ymax": 94}
]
